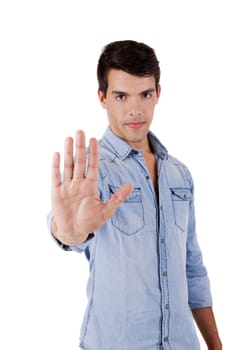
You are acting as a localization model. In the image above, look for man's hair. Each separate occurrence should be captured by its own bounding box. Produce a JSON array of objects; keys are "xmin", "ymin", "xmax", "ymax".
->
[{"xmin": 97, "ymin": 40, "xmax": 161, "ymax": 97}]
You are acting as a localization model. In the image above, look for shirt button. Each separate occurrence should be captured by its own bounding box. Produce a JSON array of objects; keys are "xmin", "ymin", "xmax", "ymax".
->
[
  {"xmin": 165, "ymin": 304, "xmax": 169, "ymax": 309},
  {"xmin": 146, "ymin": 175, "xmax": 150, "ymax": 180},
  {"xmin": 164, "ymin": 336, "xmax": 168, "ymax": 342},
  {"xmin": 161, "ymin": 239, "xmax": 165, "ymax": 244},
  {"xmin": 133, "ymin": 150, "xmax": 139, "ymax": 155},
  {"xmin": 162, "ymin": 272, "xmax": 167, "ymax": 277}
]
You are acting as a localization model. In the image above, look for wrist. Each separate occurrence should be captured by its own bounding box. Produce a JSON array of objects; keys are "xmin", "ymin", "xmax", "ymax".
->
[
  {"xmin": 51, "ymin": 218, "xmax": 89, "ymax": 246},
  {"xmin": 207, "ymin": 335, "xmax": 222, "ymax": 350}
]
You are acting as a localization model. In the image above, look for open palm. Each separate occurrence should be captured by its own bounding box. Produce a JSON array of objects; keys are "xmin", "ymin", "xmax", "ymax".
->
[{"xmin": 51, "ymin": 130, "xmax": 133, "ymax": 245}]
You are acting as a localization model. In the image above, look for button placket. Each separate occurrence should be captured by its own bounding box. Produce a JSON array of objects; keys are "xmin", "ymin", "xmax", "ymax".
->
[{"xmin": 158, "ymin": 203, "xmax": 170, "ymax": 347}]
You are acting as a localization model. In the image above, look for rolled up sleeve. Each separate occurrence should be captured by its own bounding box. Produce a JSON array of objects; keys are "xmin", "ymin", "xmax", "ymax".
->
[{"xmin": 186, "ymin": 181, "xmax": 213, "ymax": 309}]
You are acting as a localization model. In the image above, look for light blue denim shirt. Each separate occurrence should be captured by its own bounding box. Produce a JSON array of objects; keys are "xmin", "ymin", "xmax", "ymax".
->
[{"xmin": 48, "ymin": 127, "xmax": 212, "ymax": 350}]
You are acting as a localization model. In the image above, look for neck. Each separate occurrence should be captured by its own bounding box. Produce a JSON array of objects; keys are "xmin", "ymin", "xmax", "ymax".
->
[{"xmin": 128, "ymin": 137, "xmax": 153, "ymax": 155}]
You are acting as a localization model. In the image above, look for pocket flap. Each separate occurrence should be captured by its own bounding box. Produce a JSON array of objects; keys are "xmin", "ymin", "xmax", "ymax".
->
[
  {"xmin": 109, "ymin": 185, "xmax": 141, "ymax": 203},
  {"xmin": 170, "ymin": 188, "xmax": 191, "ymax": 201}
]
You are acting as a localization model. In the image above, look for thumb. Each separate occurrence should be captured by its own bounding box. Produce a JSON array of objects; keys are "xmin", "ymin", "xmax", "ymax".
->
[{"xmin": 102, "ymin": 184, "xmax": 134, "ymax": 220}]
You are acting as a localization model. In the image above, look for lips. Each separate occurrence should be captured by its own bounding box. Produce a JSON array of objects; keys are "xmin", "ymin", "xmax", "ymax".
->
[{"xmin": 125, "ymin": 122, "xmax": 145, "ymax": 129}]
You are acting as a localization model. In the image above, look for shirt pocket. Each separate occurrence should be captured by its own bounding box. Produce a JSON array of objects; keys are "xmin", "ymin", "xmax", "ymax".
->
[
  {"xmin": 109, "ymin": 185, "xmax": 144, "ymax": 236},
  {"xmin": 170, "ymin": 187, "xmax": 192, "ymax": 232}
]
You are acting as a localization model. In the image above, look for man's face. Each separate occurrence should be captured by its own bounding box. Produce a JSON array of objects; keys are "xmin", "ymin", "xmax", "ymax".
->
[{"xmin": 98, "ymin": 69, "xmax": 160, "ymax": 150}]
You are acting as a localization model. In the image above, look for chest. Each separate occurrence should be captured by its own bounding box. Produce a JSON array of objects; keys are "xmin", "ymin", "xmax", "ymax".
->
[{"xmin": 144, "ymin": 153, "xmax": 158, "ymax": 194}]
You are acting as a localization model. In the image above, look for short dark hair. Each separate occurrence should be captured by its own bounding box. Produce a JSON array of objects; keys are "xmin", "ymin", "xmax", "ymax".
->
[{"xmin": 97, "ymin": 40, "xmax": 161, "ymax": 97}]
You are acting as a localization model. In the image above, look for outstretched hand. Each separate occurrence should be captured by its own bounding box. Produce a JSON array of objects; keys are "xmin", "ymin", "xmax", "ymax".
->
[{"xmin": 51, "ymin": 130, "xmax": 133, "ymax": 245}]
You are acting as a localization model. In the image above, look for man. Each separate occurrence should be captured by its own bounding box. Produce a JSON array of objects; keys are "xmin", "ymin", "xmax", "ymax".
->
[{"xmin": 49, "ymin": 40, "xmax": 222, "ymax": 349}]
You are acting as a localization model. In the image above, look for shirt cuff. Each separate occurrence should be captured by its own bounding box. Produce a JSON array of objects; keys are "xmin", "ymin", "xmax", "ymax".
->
[{"xmin": 188, "ymin": 276, "xmax": 213, "ymax": 309}]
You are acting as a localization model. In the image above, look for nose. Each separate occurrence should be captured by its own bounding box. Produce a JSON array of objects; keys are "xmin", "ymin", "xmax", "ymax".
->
[
  {"xmin": 128, "ymin": 98, "xmax": 142, "ymax": 118},
  {"xmin": 129, "ymin": 112, "xmax": 142, "ymax": 120}
]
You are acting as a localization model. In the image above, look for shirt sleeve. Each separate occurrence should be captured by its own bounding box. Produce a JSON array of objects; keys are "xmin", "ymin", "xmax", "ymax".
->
[
  {"xmin": 185, "ymin": 171, "xmax": 213, "ymax": 309},
  {"xmin": 46, "ymin": 211, "xmax": 95, "ymax": 253}
]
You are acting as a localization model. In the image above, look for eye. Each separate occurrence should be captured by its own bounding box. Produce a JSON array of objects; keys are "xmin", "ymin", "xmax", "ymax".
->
[
  {"xmin": 142, "ymin": 91, "xmax": 152, "ymax": 99},
  {"xmin": 116, "ymin": 94, "xmax": 126, "ymax": 101}
]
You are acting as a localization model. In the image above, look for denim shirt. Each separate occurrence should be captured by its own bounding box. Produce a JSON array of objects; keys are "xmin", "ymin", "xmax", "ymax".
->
[{"xmin": 48, "ymin": 127, "xmax": 212, "ymax": 350}]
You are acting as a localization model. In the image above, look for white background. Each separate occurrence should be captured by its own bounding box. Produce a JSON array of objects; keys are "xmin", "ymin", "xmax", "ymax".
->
[{"xmin": 0, "ymin": 0, "xmax": 232, "ymax": 349}]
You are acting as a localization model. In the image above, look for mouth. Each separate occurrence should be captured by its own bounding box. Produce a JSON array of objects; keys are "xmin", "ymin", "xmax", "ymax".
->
[{"xmin": 125, "ymin": 122, "xmax": 146, "ymax": 129}]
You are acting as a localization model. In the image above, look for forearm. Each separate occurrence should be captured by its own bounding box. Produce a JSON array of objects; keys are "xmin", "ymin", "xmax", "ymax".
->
[{"xmin": 192, "ymin": 307, "xmax": 222, "ymax": 350}]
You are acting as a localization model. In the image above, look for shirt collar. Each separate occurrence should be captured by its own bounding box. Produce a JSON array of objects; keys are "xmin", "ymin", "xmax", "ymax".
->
[{"xmin": 101, "ymin": 127, "xmax": 168, "ymax": 160}]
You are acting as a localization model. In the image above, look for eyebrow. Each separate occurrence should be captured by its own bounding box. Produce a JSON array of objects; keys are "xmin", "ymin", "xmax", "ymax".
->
[{"xmin": 111, "ymin": 88, "xmax": 156, "ymax": 96}]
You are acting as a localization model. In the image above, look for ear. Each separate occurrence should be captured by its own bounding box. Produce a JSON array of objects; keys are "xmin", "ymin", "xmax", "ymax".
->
[
  {"xmin": 98, "ymin": 89, "xmax": 106, "ymax": 109},
  {"xmin": 156, "ymin": 84, "xmax": 161, "ymax": 99}
]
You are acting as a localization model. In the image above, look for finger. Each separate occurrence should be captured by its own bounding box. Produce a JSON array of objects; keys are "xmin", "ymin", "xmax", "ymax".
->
[
  {"xmin": 52, "ymin": 152, "xmax": 61, "ymax": 187},
  {"xmin": 73, "ymin": 130, "xmax": 86, "ymax": 180},
  {"xmin": 102, "ymin": 184, "xmax": 134, "ymax": 219},
  {"xmin": 64, "ymin": 137, "xmax": 74, "ymax": 181},
  {"xmin": 86, "ymin": 138, "xmax": 99, "ymax": 180}
]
